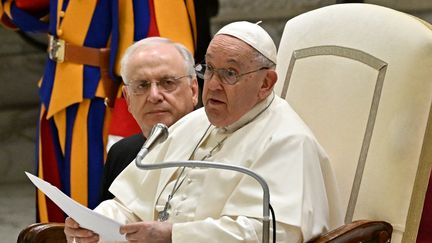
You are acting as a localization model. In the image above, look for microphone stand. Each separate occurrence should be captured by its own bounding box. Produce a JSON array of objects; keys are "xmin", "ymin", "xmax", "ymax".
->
[{"xmin": 135, "ymin": 159, "xmax": 271, "ymax": 243}]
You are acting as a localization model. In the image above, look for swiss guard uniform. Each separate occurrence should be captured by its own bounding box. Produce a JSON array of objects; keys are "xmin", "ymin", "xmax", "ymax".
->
[{"xmin": 0, "ymin": 0, "xmax": 196, "ymax": 223}]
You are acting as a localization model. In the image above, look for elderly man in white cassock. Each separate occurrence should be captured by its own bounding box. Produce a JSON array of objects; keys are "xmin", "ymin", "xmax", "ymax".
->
[{"xmin": 64, "ymin": 21, "xmax": 343, "ymax": 243}]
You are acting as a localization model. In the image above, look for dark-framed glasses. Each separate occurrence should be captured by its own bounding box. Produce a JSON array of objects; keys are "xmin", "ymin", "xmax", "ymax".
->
[
  {"xmin": 126, "ymin": 75, "xmax": 191, "ymax": 95},
  {"xmin": 194, "ymin": 63, "xmax": 269, "ymax": 85}
]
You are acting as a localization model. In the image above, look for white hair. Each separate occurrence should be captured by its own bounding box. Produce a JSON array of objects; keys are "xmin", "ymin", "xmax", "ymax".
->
[{"xmin": 253, "ymin": 49, "xmax": 276, "ymax": 68}]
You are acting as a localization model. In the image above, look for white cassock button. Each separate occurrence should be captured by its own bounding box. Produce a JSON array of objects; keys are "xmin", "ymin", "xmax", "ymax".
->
[
  {"xmin": 187, "ymin": 178, "xmax": 192, "ymax": 184},
  {"xmin": 181, "ymin": 194, "xmax": 187, "ymax": 200}
]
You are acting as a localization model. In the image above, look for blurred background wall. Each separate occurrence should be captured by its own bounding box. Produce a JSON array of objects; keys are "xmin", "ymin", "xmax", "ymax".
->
[{"xmin": 0, "ymin": 0, "xmax": 431, "ymax": 242}]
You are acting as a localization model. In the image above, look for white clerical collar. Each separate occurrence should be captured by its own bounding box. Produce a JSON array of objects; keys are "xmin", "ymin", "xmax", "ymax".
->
[{"xmin": 216, "ymin": 91, "xmax": 275, "ymax": 134}]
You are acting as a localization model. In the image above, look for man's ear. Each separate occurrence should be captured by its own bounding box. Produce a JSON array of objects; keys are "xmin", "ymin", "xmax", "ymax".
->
[
  {"xmin": 122, "ymin": 85, "xmax": 132, "ymax": 112},
  {"xmin": 191, "ymin": 78, "xmax": 199, "ymax": 107},
  {"xmin": 258, "ymin": 69, "xmax": 277, "ymax": 99}
]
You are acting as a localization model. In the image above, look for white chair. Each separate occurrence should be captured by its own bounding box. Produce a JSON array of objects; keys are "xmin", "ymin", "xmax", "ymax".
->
[{"xmin": 275, "ymin": 3, "xmax": 432, "ymax": 243}]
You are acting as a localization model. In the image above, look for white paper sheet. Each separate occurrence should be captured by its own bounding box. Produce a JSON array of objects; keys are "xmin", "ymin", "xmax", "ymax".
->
[{"xmin": 25, "ymin": 171, "xmax": 127, "ymax": 241}]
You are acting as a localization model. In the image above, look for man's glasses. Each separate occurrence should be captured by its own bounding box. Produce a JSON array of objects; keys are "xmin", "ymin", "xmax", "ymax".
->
[
  {"xmin": 126, "ymin": 75, "xmax": 191, "ymax": 95},
  {"xmin": 194, "ymin": 64, "xmax": 269, "ymax": 85}
]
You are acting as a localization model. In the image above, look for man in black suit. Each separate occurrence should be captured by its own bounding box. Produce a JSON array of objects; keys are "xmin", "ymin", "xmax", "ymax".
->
[
  {"xmin": 99, "ymin": 37, "xmax": 199, "ymax": 202},
  {"xmin": 99, "ymin": 133, "xmax": 146, "ymax": 201}
]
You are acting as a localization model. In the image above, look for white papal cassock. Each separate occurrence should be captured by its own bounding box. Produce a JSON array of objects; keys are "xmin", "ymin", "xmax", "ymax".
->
[{"xmin": 95, "ymin": 93, "xmax": 343, "ymax": 242}]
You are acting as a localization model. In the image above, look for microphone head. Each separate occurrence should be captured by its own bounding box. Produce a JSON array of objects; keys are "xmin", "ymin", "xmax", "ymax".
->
[
  {"xmin": 145, "ymin": 123, "xmax": 169, "ymax": 150},
  {"xmin": 151, "ymin": 123, "xmax": 169, "ymax": 139},
  {"xmin": 136, "ymin": 123, "xmax": 169, "ymax": 166}
]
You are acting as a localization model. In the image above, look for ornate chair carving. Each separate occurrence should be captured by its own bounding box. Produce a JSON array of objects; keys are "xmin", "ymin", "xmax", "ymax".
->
[{"xmin": 275, "ymin": 3, "xmax": 432, "ymax": 243}]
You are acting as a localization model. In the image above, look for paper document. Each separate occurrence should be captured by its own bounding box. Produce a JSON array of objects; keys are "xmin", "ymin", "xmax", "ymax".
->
[{"xmin": 25, "ymin": 171, "xmax": 126, "ymax": 241}]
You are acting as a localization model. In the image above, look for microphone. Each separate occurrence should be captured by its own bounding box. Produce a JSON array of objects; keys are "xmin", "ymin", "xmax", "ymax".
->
[
  {"xmin": 135, "ymin": 159, "xmax": 271, "ymax": 243},
  {"xmin": 134, "ymin": 123, "xmax": 272, "ymax": 243},
  {"xmin": 135, "ymin": 123, "xmax": 169, "ymax": 165}
]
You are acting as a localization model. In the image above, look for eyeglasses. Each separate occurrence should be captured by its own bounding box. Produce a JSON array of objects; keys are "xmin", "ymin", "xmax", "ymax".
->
[
  {"xmin": 126, "ymin": 75, "xmax": 191, "ymax": 95},
  {"xmin": 194, "ymin": 64, "xmax": 269, "ymax": 85}
]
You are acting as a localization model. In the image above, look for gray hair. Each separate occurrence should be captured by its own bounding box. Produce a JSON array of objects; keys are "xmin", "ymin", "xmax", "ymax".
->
[
  {"xmin": 120, "ymin": 37, "xmax": 196, "ymax": 84},
  {"xmin": 253, "ymin": 49, "xmax": 276, "ymax": 69}
]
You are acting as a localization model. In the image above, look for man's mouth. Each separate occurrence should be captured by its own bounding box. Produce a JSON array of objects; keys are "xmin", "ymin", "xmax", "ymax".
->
[
  {"xmin": 207, "ymin": 97, "xmax": 225, "ymax": 105},
  {"xmin": 147, "ymin": 110, "xmax": 168, "ymax": 115}
]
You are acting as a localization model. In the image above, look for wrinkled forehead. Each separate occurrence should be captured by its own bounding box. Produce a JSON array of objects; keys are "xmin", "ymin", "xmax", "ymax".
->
[
  {"xmin": 126, "ymin": 48, "xmax": 187, "ymax": 80},
  {"xmin": 132, "ymin": 43, "xmax": 181, "ymax": 60},
  {"xmin": 206, "ymin": 35, "xmax": 258, "ymax": 67},
  {"xmin": 132, "ymin": 44, "xmax": 184, "ymax": 67}
]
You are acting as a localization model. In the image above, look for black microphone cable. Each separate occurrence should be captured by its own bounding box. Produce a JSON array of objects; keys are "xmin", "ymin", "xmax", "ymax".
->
[{"xmin": 269, "ymin": 203, "xmax": 276, "ymax": 243}]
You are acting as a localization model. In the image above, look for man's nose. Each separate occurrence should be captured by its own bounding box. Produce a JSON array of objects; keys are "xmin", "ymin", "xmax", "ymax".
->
[
  {"xmin": 206, "ymin": 71, "xmax": 223, "ymax": 90},
  {"xmin": 147, "ymin": 82, "xmax": 163, "ymax": 102}
]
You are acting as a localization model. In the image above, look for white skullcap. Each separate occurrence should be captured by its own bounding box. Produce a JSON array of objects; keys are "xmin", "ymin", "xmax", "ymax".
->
[{"xmin": 215, "ymin": 21, "xmax": 277, "ymax": 64}]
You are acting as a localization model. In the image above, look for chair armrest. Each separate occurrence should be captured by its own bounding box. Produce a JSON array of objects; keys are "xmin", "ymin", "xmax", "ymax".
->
[
  {"xmin": 17, "ymin": 220, "xmax": 392, "ymax": 243},
  {"xmin": 307, "ymin": 220, "xmax": 392, "ymax": 243},
  {"xmin": 17, "ymin": 222, "xmax": 66, "ymax": 243}
]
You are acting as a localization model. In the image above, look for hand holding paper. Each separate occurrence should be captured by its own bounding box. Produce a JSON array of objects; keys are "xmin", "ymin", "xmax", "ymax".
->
[{"xmin": 25, "ymin": 171, "xmax": 127, "ymax": 241}]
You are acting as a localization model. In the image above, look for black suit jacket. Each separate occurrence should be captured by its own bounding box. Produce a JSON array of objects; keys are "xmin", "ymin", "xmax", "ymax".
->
[{"xmin": 99, "ymin": 133, "xmax": 146, "ymax": 202}]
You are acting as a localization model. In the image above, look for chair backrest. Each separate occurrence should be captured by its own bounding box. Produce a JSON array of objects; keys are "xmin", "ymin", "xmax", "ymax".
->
[{"xmin": 274, "ymin": 3, "xmax": 432, "ymax": 243}]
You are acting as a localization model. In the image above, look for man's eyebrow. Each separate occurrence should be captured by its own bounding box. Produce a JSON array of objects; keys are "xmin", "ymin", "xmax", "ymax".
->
[{"xmin": 131, "ymin": 79, "xmax": 149, "ymax": 83}]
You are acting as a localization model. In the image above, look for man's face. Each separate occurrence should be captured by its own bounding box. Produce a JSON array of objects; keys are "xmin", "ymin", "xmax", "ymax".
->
[
  {"xmin": 123, "ymin": 44, "xmax": 198, "ymax": 136},
  {"xmin": 202, "ymin": 35, "xmax": 271, "ymax": 127}
]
